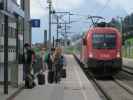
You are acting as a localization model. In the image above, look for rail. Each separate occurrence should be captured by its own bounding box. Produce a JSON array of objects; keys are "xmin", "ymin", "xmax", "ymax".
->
[
  {"xmin": 73, "ymin": 54, "xmax": 111, "ymax": 100},
  {"xmin": 74, "ymin": 54, "xmax": 133, "ymax": 100},
  {"xmin": 122, "ymin": 66, "xmax": 133, "ymax": 75}
]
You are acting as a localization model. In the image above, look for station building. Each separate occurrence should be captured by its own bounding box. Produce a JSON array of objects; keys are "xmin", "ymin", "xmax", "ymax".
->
[{"xmin": 0, "ymin": 0, "xmax": 31, "ymax": 87}]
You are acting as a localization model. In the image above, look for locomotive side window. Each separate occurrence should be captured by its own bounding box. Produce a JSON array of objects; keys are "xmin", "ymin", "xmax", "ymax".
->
[{"xmin": 93, "ymin": 33, "xmax": 116, "ymax": 49}]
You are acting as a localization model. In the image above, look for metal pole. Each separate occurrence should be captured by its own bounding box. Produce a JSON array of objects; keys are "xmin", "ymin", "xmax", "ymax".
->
[
  {"xmin": 44, "ymin": 30, "xmax": 45, "ymax": 47},
  {"xmin": 15, "ymin": 15, "xmax": 19, "ymax": 62},
  {"xmin": 53, "ymin": 36, "xmax": 54, "ymax": 48},
  {"xmin": 21, "ymin": 0, "xmax": 25, "ymax": 65},
  {"xmin": 64, "ymin": 23, "xmax": 67, "ymax": 47},
  {"xmin": 48, "ymin": 0, "xmax": 52, "ymax": 52},
  {"xmin": 44, "ymin": 30, "xmax": 47, "ymax": 47},
  {"xmin": 57, "ymin": 16, "xmax": 59, "ymax": 46},
  {"xmin": 4, "ymin": 0, "xmax": 8, "ymax": 94},
  {"xmin": 4, "ymin": 15, "xmax": 8, "ymax": 95},
  {"xmin": 29, "ymin": 21, "xmax": 32, "ymax": 45}
]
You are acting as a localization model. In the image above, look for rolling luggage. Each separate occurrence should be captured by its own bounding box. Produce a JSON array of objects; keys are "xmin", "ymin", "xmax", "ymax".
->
[
  {"xmin": 25, "ymin": 74, "xmax": 36, "ymax": 89},
  {"xmin": 61, "ymin": 69, "xmax": 66, "ymax": 78},
  {"xmin": 48, "ymin": 71, "xmax": 54, "ymax": 83},
  {"xmin": 37, "ymin": 73, "xmax": 45, "ymax": 85}
]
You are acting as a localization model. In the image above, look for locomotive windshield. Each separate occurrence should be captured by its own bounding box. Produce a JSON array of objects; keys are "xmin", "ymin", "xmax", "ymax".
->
[{"xmin": 93, "ymin": 33, "xmax": 116, "ymax": 49}]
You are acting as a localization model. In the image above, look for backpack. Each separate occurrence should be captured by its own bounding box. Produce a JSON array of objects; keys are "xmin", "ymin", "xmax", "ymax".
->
[{"xmin": 59, "ymin": 56, "xmax": 64, "ymax": 65}]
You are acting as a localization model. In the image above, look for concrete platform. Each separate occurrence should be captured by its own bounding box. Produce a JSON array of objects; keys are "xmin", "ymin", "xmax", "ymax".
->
[
  {"xmin": 0, "ymin": 85, "xmax": 19, "ymax": 100},
  {"xmin": 123, "ymin": 58, "xmax": 133, "ymax": 68},
  {"xmin": 13, "ymin": 55, "xmax": 101, "ymax": 100}
]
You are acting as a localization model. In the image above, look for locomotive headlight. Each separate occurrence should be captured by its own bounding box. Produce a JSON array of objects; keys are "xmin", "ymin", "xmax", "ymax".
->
[
  {"xmin": 89, "ymin": 53, "xmax": 93, "ymax": 58},
  {"xmin": 116, "ymin": 52, "xmax": 121, "ymax": 58}
]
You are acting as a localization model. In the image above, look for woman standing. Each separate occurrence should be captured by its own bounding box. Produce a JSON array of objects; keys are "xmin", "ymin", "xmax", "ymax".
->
[
  {"xmin": 52, "ymin": 48, "xmax": 62, "ymax": 83},
  {"xmin": 41, "ymin": 48, "xmax": 47, "ymax": 72}
]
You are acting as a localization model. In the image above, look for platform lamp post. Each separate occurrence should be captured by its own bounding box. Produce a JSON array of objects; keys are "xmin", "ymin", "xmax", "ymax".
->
[
  {"xmin": 47, "ymin": 0, "xmax": 52, "ymax": 52},
  {"xmin": 44, "ymin": 30, "xmax": 47, "ymax": 48}
]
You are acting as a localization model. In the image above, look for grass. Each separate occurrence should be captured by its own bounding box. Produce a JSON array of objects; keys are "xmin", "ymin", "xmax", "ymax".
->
[
  {"xmin": 128, "ymin": 38, "xmax": 133, "ymax": 44},
  {"xmin": 64, "ymin": 47, "xmax": 75, "ymax": 54},
  {"xmin": 123, "ymin": 38, "xmax": 133, "ymax": 59},
  {"xmin": 64, "ymin": 46, "xmax": 81, "ymax": 54}
]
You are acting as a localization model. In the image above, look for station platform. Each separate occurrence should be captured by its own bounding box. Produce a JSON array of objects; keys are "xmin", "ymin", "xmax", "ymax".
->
[
  {"xmin": 13, "ymin": 55, "xmax": 101, "ymax": 100},
  {"xmin": 123, "ymin": 58, "xmax": 133, "ymax": 68}
]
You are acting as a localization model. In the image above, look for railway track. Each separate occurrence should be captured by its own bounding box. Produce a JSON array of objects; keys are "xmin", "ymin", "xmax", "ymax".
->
[
  {"xmin": 74, "ymin": 54, "xmax": 133, "ymax": 100},
  {"xmin": 122, "ymin": 66, "xmax": 133, "ymax": 75}
]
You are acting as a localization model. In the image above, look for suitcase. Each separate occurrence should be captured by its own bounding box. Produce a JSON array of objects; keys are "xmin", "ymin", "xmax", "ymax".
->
[
  {"xmin": 48, "ymin": 71, "xmax": 54, "ymax": 83},
  {"xmin": 37, "ymin": 73, "xmax": 45, "ymax": 85},
  {"xmin": 25, "ymin": 74, "xmax": 36, "ymax": 89},
  {"xmin": 61, "ymin": 69, "xmax": 66, "ymax": 78}
]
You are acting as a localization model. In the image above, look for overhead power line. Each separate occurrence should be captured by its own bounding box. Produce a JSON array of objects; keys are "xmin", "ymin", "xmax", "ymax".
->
[
  {"xmin": 33, "ymin": 0, "xmax": 50, "ymax": 10},
  {"xmin": 94, "ymin": 0, "xmax": 111, "ymax": 23},
  {"xmin": 96, "ymin": 0, "xmax": 111, "ymax": 15}
]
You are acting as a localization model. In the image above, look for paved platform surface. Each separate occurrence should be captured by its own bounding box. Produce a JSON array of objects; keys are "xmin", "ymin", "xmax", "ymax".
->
[
  {"xmin": 13, "ymin": 55, "xmax": 101, "ymax": 100},
  {"xmin": 123, "ymin": 58, "xmax": 133, "ymax": 68},
  {"xmin": 0, "ymin": 85, "xmax": 18, "ymax": 100}
]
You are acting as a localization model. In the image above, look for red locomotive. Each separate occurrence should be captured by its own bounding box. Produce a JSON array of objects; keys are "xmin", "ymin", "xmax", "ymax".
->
[{"xmin": 80, "ymin": 26, "xmax": 122, "ymax": 76}]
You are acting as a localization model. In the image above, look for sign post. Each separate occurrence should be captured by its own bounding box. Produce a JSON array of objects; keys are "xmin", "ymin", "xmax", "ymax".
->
[{"xmin": 44, "ymin": 30, "xmax": 47, "ymax": 47}]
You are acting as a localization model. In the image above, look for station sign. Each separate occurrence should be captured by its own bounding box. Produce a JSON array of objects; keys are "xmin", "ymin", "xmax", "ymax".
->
[{"xmin": 31, "ymin": 19, "xmax": 41, "ymax": 28}]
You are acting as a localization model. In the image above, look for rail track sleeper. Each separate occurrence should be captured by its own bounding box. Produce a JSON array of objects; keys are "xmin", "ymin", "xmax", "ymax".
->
[
  {"xmin": 73, "ymin": 54, "xmax": 112, "ymax": 100},
  {"xmin": 114, "ymin": 78, "xmax": 133, "ymax": 95},
  {"xmin": 122, "ymin": 66, "xmax": 133, "ymax": 75}
]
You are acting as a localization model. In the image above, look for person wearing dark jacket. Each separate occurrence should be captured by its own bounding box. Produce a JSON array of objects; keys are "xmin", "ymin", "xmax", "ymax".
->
[
  {"xmin": 44, "ymin": 48, "xmax": 55, "ymax": 84},
  {"xmin": 45, "ymin": 48, "xmax": 55, "ymax": 70},
  {"xmin": 23, "ymin": 43, "xmax": 35, "ymax": 88}
]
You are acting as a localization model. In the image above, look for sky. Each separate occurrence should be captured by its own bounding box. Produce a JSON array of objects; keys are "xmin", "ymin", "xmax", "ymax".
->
[{"xmin": 31, "ymin": 0, "xmax": 133, "ymax": 43}]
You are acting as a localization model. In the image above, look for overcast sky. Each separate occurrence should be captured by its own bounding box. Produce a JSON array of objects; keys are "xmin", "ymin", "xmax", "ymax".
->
[{"xmin": 31, "ymin": 0, "xmax": 133, "ymax": 43}]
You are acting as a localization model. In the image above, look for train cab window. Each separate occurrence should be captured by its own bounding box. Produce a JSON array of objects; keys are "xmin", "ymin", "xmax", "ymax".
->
[{"xmin": 93, "ymin": 33, "xmax": 116, "ymax": 49}]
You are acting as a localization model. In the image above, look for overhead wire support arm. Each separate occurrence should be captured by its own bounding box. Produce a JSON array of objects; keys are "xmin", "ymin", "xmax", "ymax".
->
[{"xmin": 88, "ymin": 15, "xmax": 105, "ymax": 27}]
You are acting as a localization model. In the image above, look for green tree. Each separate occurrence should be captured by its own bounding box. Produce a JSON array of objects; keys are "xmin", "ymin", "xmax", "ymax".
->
[{"xmin": 109, "ymin": 18, "xmax": 121, "ymax": 31}]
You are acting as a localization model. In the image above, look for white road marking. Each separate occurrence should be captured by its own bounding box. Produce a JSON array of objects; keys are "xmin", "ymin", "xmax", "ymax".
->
[{"xmin": 73, "ymin": 63, "xmax": 88, "ymax": 100}]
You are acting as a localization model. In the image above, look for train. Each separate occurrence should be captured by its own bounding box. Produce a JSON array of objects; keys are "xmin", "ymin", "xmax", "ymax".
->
[{"xmin": 80, "ymin": 26, "xmax": 122, "ymax": 76}]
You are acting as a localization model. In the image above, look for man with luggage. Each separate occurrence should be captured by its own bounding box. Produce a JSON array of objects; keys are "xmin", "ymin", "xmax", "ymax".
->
[
  {"xmin": 44, "ymin": 47, "xmax": 67, "ymax": 84},
  {"xmin": 36, "ymin": 48, "xmax": 47, "ymax": 85},
  {"xmin": 23, "ymin": 43, "xmax": 36, "ymax": 88},
  {"xmin": 52, "ymin": 48, "xmax": 67, "ymax": 83},
  {"xmin": 44, "ymin": 48, "xmax": 55, "ymax": 84}
]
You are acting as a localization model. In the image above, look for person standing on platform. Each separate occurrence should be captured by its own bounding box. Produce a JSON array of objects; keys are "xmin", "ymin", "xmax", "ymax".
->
[
  {"xmin": 23, "ymin": 43, "xmax": 35, "ymax": 88},
  {"xmin": 44, "ymin": 48, "xmax": 55, "ymax": 83},
  {"xmin": 41, "ymin": 48, "xmax": 47, "ymax": 72},
  {"xmin": 52, "ymin": 48, "xmax": 62, "ymax": 83}
]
